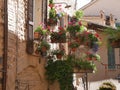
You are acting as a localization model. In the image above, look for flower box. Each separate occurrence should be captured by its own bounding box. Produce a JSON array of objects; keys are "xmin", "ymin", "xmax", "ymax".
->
[{"xmin": 50, "ymin": 32, "xmax": 66, "ymax": 43}]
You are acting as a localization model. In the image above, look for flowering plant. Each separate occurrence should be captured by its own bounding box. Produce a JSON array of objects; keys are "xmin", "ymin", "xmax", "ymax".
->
[
  {"xmin": 47, "ymin": 0, "xmax": 58, "ymax": 26},
  {"xmin": 85, "ymin": 52, "xmax": 101, "ymax": 61},
  {"xmin": 34, "ymin": 24, "xmax": 49, "ymax": 40},
  {"xmin": 52, "ymin": 49, "xmax": 64, "ymax": 56},
  {"xmin": 67, "ymin": 21, "xmax": 84, "ymax": 33},
  {"xmin": 34, "ymin": 24, "xmax": 48, "ymax": 35},
  {"xmin": 50, "ymin": 26, "xmax": 66, "ymax": 43},
  {"xmin": 37, "ymin": 41, "xmax": 50, "ymax": 52},
  {"xmin": 68, "ymin": 41, "xmax": 79, "ymax": 48},
  {"xmin": 75, "ymin": 30, "xmax": 101, "ymax": 50}
]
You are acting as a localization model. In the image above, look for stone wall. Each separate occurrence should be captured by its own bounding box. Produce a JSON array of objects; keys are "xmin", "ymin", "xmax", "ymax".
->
[
  {"xmin": 6, "ymin": 0, "xmax": 49, "ymax": 90},
  {"xmin": 0, "ymin": 0, "xmax": 4, "ymax": 89}
]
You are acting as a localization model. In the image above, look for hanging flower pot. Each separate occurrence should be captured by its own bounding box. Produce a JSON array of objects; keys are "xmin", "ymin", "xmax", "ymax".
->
[
  {"xmin": 56, "ymin": 54, "xmax": 63, "ymax": 59},
  {"xmin": 47, "ymin": 18, "xmax": 57, "ymax": 26},
  {"xmin": 37, "ymin": 41, "xmax": 50, "ymax": 56},
  {"xmin": 71, "ymin": 48, "xmax": 77, "ymax": 52},
  {"xmin": 68, "ymin": 41, "xmax": 79, "ymax": 51},
  {"xmin": 41, "ymin": 46, "xmax": 47, "ymax": 52},
  {"xmin": 34, "ymin": 25, "xmax": 48, "ymax": 40},
  {"xmin": 47, "ymin": 7, "xmax": 58, "ymax": 26},
  {"xmin": 52, "ymin": 49, "xmax": 65, "ymax": 60},
  {"xmin": 50, "ymin": 27, "xmax": 66, "ymax": 43},
  {"xmin": 34, "ymin": 32, "xmax": 42, "ymax": 40}
]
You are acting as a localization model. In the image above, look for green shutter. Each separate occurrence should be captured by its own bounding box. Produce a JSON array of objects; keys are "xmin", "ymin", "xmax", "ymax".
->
[{"xmin": 108, "ymin": 46, "xmax": 115, "ymax": 69}]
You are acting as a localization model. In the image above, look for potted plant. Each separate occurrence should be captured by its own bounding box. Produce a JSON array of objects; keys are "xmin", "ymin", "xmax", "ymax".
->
[
  {"xmin": 78, "ymin": 30, "xmax": 102, "ymax": 49},
  {"xmin": 68, "ymin": 41, "xmax": 80, "ymax": 52},
  {"xmin": 37, "ymin": 41, "xmax": 50, "ymax": 56},
  {"xmin": 34, "ymin": 25, "xmax": 48, "ymax": 40},
  {"xmin": 47, "ymin": 0, "xmax": 58, "ymax": 26},
  {"xmin": 67, "ymin": 22, "xmax": 84, "ymax": 38},
  {"xmin": 50, "ymin": 27, "xmax": 66, "ymax": 43},
  {"xmin": 34, "ymin": 26, "xmax": 43, "ymax": 40},
  {"xmin": 52, "ymin": 49, "xmax": 65, "ymax": 59},
  {"xmin": 85, "ymin": 52, "xmax": 101, "ymax": 61}
]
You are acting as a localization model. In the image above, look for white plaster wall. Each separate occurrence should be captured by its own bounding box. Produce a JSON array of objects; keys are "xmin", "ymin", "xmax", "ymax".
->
[{"xmin": 81, "ymin": 0, "xmax": 120, "ymax": 22}]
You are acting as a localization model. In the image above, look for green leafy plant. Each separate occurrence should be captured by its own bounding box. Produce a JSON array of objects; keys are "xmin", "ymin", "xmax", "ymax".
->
[
  {"xmin": 45, "ymin": 55, "xmax": 97, "ymax": 90},
  {"xmin": 38, "ymin": 41, "xmax": 50, "ymax": 52},
  {"xmin": 67, "ymin": 55, "xmax": 97, "ymax": 71},
  {"xmin": 47, "ymin": 0, "xmax": 58, "ymax": 26},
  {"xmin": 99, "ymin": 81, "xmax": 116, "ymax": 90},
  {"xmin": 52, "ymin": 49, "xmax": 64, "ymax": 56},
  {"xmin": 34, "ymin": 25, "xmax": 48, "ymax": 35},
  {"xmin": 68, "ymin": 41, "xmax": 80, "ymax": 48},
  {"xmin": 45, "ymin": 60, "xmax": 73, "ymax": 90},
  {"xmin": 104, "ymin": 27, "xmax": 120, "ymax": 40},
  {"xmin": 104, "ymin": 27, "xmax": 120, "ymax": 48},
  {"xmin": 74, "ymin": 10, "xmax": 84, "ymax": 20}
]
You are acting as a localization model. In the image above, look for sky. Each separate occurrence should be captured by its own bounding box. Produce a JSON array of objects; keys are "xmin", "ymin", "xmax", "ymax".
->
[{"xmin": 76, "ymin": 0, "xmax": 91, "ymax": 9}]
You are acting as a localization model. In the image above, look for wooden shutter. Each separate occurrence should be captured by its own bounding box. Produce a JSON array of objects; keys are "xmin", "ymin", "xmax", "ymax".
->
[
  {"xmin": 26, "ymin": 0, "xmax": 34, "ymax": 54},
  {"xmin": 42, "ymin": 0, "xmax": 47, "ymax": 24}
]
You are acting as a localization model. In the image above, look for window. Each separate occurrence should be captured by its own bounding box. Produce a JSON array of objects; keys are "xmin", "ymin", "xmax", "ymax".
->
[
  {"xmin": 115, "ymin": 22, "xmax": 120, "ymax": 28},
  {"xmin": 105, "ymin": 16, "xmax": 110, "ymax": 26},
  {"xmin": 26, "ymin": 0, "xmax": 48, "ymax": 54},
  {"xmin": 108, "ymin": 45, "xmax": 115, "ymax": 69}
]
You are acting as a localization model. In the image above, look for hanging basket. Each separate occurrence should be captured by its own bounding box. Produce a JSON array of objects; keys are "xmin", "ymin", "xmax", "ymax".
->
[
  {"xmin": 56, "ymin": 54, "xmax": 63, "ymax": 59},
  {"xmin": 50, "ymin": 32, "xmax": 66, "ymax": 43}
]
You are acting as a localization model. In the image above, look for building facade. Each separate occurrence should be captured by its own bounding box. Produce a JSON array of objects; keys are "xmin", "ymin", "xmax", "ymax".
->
[
  {"xmin": 0, "ymin": 0, "xmax": 76, "ymax": 90},
  {"xmin": 77, "ymin": 0, "xmax": 120, "ymax": 90}
]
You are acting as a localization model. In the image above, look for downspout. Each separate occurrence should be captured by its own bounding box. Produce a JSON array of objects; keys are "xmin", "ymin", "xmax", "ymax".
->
[{"xmin": 3, "ymin": 0, "xmax": 8, "ymax": 90}]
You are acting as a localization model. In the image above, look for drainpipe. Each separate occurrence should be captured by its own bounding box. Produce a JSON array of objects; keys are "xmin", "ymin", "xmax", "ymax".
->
[{"xmin": 3, "ymin": 0, "xmax": 8, "ymax": 90}]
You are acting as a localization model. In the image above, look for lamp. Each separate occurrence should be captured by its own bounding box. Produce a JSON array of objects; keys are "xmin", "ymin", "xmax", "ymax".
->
[{"xmin": 54, "ymin": 2, "xmax": 71, "ymax": 8}]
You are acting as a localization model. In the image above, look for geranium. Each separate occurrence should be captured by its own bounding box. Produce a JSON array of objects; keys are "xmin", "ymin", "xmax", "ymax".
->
[
  {"xmin": 50, "ymin": 27, "xmax": 66, "ymax": 43},
  {"xmin": 85, "ymin": 52, "xmax": 101, "ymax": 61},
  {"xmin": 76, "ymin": 30, "xmax": 102, "ymax": 48}
]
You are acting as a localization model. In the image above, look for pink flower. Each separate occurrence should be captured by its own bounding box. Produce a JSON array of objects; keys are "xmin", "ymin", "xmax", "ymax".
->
[
  {"xmin": 78, "ymin": 21, "xmax": 82, "ymax": 26},
  {"xmin": 49, "ymin": 4, "xmax": 54, "ymax": 8},
  {"xmin": 58, "ymin": 26, "xmax": 64, "ymax": 31},
  {"xmin": 95, "ymin": 33, "xmax": 99, "ymax": 37},
  {"xmin": 68, "ymin": 22, "xmax": 72, "ymax": 25}
]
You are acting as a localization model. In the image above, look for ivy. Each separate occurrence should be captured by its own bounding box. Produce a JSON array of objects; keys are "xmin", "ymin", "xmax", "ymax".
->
[{"xmin": 45, "ymin": 60, "xmax": 73, "ymax": 90}]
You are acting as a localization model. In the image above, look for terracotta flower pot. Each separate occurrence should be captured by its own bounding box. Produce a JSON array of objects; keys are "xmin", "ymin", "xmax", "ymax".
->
[
  {"xmin": 41, "ymin": 46, "xmax": 47, "ymax": 52},
  {"xmin": 56, "ymin": 54, "xmax": 63, "ymax": 59},
  {"xmin": 34, "ymin": 32, "xmax": 41, "ymax": 40},
  {"xmin": 71, "ymin": 48, "xmax": 77, "ymax": 52}
]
